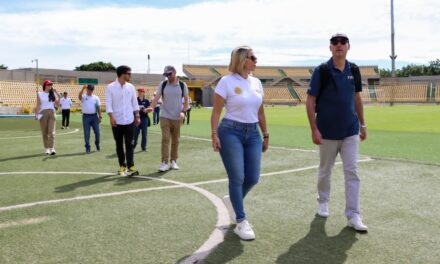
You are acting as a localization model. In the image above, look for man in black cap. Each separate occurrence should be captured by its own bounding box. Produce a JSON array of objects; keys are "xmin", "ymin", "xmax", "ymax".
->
[
  {"xmin": 306, "ymin": 33, "xmax": 368, "ymax": 231},
  {"xmin": 79, "ymin": 84, "xmax": 102, "ymax": 153}
]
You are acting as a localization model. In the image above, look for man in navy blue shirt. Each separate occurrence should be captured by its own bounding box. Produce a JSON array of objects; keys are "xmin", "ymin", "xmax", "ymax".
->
[
  {"xmin": 306, "ymin": 33, "xmax": 368, "ymax": 231},
  {"xmin": 134, "ymin": 88, "xmax": 150, "ymax": 151}
]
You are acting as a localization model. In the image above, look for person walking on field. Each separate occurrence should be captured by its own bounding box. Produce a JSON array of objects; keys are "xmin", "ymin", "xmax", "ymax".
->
[
  {"xmin": 78, "ymin": 84, "xmax": 102, "ymax": 154},
  {"xmin": 105, "ymin": 65, "xmax": 140, "ymax": 176},
  {"xmin": 34, "ymin": 80, "xmax": 60, "ymax": 155},
  {"xmin": 148, "ymin": 65, "xmax": 189, "ymax": 172},
  {"xmin": 306, "ymin": 33, "xmax": 368, "ymax": 232},
  {"xmin": 60, "ymin": 92, "xmax": 72, "ymax": 129},
  {"xmin": 211, "ymin": 46, "xmax": 269, "ymax": 240}
]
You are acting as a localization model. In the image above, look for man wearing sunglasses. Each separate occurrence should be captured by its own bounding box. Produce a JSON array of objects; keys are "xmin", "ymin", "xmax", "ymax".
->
[
  {"xmin": 306, "ymin": 33, "xmax": 368, "ymax": 232},
  {"xmin": 105, "ymin": 65, "xmax": 141, "ymax": 176},
  {"xmin": 148, "ymin": 65, "xmax": 189, "ymax": 172}
]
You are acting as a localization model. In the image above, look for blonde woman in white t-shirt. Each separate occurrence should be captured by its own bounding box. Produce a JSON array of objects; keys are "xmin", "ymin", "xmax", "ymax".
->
[
  {"xmin": 211, "ymin": 46, "xmax": 269, "ymax": 240},
  {"xmin": 34, "ymin": 80, "xmax": 60, "ymax": 155}
]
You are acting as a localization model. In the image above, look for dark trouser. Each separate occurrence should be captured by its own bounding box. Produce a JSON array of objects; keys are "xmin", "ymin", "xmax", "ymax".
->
[
  {"xmin": 153, "ymin": 107, "xmax": 160, "ymax": 124},
  {"xmin": 62, "ymin": 109, "xmax": 70, "ymax": 127},
  {"xmin": 185, "ymin": 108, "xmax": 191, "ymax": 125},
  {"xmin": 111, "ymin": 123, "xmax": 135, "ymax": 167},
  {"xmin": 82, "ymin": 114, "xmax": 100, "ymax": 151},
  {"xmin": 134, "ymin": 117, "xmax": 148, "ymax": 150}
]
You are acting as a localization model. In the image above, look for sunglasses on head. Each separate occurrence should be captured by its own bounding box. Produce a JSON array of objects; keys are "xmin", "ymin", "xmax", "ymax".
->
[
  {"xmin": 247, "ymin": 55, "xmax": 257, "ymax": 62},
  {"xmin": 331, "ymin": 38, "xmax": 348, "ymax": 45}
]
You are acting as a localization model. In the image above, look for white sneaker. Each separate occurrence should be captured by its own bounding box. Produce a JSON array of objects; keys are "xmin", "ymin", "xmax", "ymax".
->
[
  {"xmin": 159, "ymin": 162, "xmax": 169, "ymax": 172},
  {"xmin": 170, "ymin": 160, "xmax": 179, "ymax": 170},
  {"xmin": 222, "ymin": 195, "xmax": 236, "ymax": 224},
  {"xmin": 50, "ymin": 148, "xmax": 56, "ymax": 155},
  {"xmin": 317, "ymin": 202, "xmax": 329, "ymax": 217},
  {"xmin": 45, "ymin": 148, "xmax": 51, "ymax": 155},
  {"xmin": 234, "ymin": 220, "xmax": 255, "ymax": 240},
  {"xmin": 347, "ymin": 215, "xmax": 368, "ymax": 231}
]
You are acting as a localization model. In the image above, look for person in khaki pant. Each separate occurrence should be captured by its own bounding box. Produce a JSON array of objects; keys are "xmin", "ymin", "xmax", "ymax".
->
[
  {"xmin": 34, "ymin": 80, "xmax": 60, "ymax": 155},
  {"xmin": 148, "ymin": 65, "xmax": 189, "ymax": 172}
]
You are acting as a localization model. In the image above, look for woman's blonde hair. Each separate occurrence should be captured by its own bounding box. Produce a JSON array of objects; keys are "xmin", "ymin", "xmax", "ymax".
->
[{"xmin": 228, "ymin": 45, "xmax": 252, "ymax": 75}]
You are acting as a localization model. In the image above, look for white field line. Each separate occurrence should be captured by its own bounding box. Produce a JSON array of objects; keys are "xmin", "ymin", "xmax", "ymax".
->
[
  {"xmin": 0, "ymin": 157, "xmax": 374, "ymax": 212},
  {"xmin": 135, "ymin": 176, "xmax": 230, "ymax": 264},
  {"xmin": 0, "ymin": 157, "xmax": 374, "ymax": 262},
  {"xmin": 0, "ymin": 184, "xmax": 182, "ymax": 212},
  {"xmin": 0, "ymin": 128, "xmax": 79, "ymax": 140},
  {"xmin": 0, "ymin": 216, "xmax": 49, "ymax": 229}
]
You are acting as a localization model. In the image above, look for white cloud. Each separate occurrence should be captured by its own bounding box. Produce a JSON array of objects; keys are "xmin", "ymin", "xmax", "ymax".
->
[{"xmin": 1, "ymin": 0, "xmax": 439, "ymax": 74}]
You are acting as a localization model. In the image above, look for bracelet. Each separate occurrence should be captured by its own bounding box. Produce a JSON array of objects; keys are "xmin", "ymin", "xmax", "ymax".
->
[{"xmin": 360, "ymin": 125, "xmax": 367, "ymax": 128}]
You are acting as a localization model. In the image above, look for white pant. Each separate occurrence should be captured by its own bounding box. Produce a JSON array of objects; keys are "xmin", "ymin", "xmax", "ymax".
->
[{"xmin": 317, "ymin": 135, "xmax": 361, "ymax": 219}]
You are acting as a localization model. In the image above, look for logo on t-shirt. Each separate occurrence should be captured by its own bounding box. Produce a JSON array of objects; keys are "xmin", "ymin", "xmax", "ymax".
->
[{"xmin": 234, "ymin": 87, "xmax": 242, "ymax": 94}]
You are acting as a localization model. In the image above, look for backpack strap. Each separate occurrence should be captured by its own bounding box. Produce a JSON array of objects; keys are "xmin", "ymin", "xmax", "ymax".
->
[
  {"xmin": 316, "ymin": 63, "xmax": 334, "ymax": 107},
  {"xmin": 179, "ymin": 80, "xmax": 185, "ymax": 98},
  {"xmin": 161, "ymin": 80, "xmax": 185, "ymax": 98},
  {"xmin": 161, "ymin": 81, "xmax": 167, "ymax": 98},
  {"xmin": 349, "ymin": 62, "xmax": 362, "ymax": 91}
]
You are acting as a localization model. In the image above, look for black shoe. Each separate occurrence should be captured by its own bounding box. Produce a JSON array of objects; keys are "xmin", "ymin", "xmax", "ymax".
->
[
  {"xmin": 86, "ymin": 149, "xmax": 91, "ymax": 154},
  {"xmin": 96, "ymin": 145, "xmax": 100, "ymax": 151}
]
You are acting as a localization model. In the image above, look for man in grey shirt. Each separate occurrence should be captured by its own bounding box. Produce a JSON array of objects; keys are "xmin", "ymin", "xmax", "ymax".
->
[{"xmin": 148, "ymin": 65, "xmax": 189, "ymax": 172}]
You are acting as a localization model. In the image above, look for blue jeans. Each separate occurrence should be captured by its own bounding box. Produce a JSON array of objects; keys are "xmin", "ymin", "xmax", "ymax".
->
[
  {"xmin": 82, "ymin": 114, "xmax": 100, "ymax": 151},
  {"xmin": 134, "ymin": 117, "xmax": 148, "ymax": 150},
  {"xmin": 217, "ymin": 118, "xmax": 262, "ymax": 222},
  {"xmin": 153, "ymin": 107, "xmax": 160, "ymax": 124}
]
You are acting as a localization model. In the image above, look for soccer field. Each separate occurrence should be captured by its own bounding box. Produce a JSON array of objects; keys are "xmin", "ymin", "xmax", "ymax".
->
[{"xmin": 0, "ymin": 105, "xmax": 439, "ymax": 263}]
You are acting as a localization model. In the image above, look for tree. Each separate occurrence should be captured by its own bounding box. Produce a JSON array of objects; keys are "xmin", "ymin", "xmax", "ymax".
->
[
  {"xmin": 379, "ymin": 59, "xmax": 440, "ymax": 77},
  {"xmin": 75, "ymin": 61, "xmax": 115, "ymax": 72},
  {"xmin": 0, "ymin": 64, "xmax": 7, "ymax": 69}
]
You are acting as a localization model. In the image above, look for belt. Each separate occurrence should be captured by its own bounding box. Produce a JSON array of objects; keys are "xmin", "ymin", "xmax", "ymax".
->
[{"xmin": 83, "ymin": 113, "xmax": 97, "ymax": 116}]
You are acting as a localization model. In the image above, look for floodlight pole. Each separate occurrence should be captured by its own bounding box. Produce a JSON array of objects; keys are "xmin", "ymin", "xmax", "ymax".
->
[
  {"xmin": 147, "ymin": 54, "xmax": 150, "ymax": 74},
  {"xmin": 32, "ymin": 59, "xmax": 39, "ymax": 93},
  {"xmin": 390, "ymin": 0, "xmax": 397, "ymax": 78}
]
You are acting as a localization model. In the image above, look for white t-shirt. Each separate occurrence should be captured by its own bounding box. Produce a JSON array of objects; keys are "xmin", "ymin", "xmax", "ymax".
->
[
  {"xmin": 81, "ymin": 94, "xmax": 101, "ymax": 114},
  {"xmin": 215, "ymin": 73, "xmax": 263, "ymax": 123},
  {"xmin": 60, "ymin": 97, "xmax": 72, "ymax": 110},
  {"xmin": 38, "ymin": 91, "xmax": 55, "ymax": 111}
]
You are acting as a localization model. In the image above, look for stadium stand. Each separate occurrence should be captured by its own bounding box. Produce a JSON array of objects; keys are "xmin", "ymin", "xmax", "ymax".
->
[
  {"xmin": 282, "ymin": 67, "xmax": 312, "ymax": 77},
  {"xmin": 375, "ymin": 84, "xmax": 428, "ymax": 103},
  {"xmin": 263, "ymin": 85, "xmax": 295, "ymax": 105}
]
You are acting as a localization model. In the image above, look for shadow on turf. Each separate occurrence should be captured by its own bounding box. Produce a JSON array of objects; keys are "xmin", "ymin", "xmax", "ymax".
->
[
  {"xmin": 55, "ymin": 174, "xmax": 155, "ymax": 193},
  {"xmin": 184, "ymin": 227, "xmax": 244, "ymax": 264},
  {"xmin": 276, "ymin": 215, "xmax": 359, "ymax": 264},
  {"xmin": 42, "ymin": 152, "xmax": 89, "ymax": 161}
]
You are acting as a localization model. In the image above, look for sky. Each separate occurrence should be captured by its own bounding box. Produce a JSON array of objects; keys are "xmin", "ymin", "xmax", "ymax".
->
[{"xmin": 0, "ymin": 0, "xmax": 439, "ymax": 75}]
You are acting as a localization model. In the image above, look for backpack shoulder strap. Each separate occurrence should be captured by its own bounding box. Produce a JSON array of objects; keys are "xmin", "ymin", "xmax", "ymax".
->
[
  {"xmin": 349, "ymin": 62, "xmax": 362, "ymax": 91},
  {"xmin": 161, "ymin": 81, "xmax": 167, "ymax": 98},
  {"xmin": 179, "ymin": 80, "xmax": 185, "ymax": 98}
]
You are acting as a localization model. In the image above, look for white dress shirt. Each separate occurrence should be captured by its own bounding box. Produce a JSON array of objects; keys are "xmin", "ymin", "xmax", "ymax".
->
[
  {"xmin": 105, "ymin": 79, "xmax": 140, "ymax": 125},
  {"xmin": 60, "ymin": 97, "xmax": 72, "ymax": 110}
]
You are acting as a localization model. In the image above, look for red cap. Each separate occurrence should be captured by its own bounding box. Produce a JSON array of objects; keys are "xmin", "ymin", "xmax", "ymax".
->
[
  {"xmin": 43, "ymin": 80, "xmax": 53, "ymax": 86},
  {"xmin": 138, "ymin": 88, "xmax": 145, "ymax": 93}
]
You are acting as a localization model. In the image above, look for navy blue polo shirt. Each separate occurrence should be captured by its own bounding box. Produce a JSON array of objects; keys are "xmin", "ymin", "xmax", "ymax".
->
[
  {"xmin": 137, "ymin": 97, "xmax": 150, "ymax": 119},
  {"xmin": 307, "ymin": 59, "xmax": 362, "ymax": 140}
]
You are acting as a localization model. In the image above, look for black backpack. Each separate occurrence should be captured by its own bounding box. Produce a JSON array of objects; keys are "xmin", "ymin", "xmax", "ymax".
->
[
  {"xmin": 316, "ymin": 62, "xmax": 362, "ymax": 107},
  {"xmin": 161, "ymin": 80, "xmax": 185, "ymax": 98}
]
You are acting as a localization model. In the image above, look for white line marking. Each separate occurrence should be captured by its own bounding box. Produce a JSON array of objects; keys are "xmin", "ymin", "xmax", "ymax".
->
[
  {"xmin": 179, "ymin": 134, "xmax": 318, "ymax": 153},
  {"xmin": 0, "ymin": 184, "xmax": 182, "ymax": 212},
  {"xmin": 135, "ymin": 176, "xmax": 229, "ymax": 264},
  {"xmin": 0, "ymin": 216, "xmax": 49, "ymax": 229},
  {"xmin": 0, "ymin": 157, "xmax": 375, "ymax": 262},
  {"xmin": 0, "ymin": 128, "xmax": 79, "ymax": 140}
]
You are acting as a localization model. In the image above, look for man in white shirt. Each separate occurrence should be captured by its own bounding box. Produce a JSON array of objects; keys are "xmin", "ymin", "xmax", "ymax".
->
[
  {"xmin": 78, "ymin": 85, "xmax": 102, "ymax": 154},
  {"xmin": 105, "ymin": 65, "xmax": 141, "ymax": 176},
  {"xmin": 60, "ymin": 92, "xmax": 72, "ymax": 129}
]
